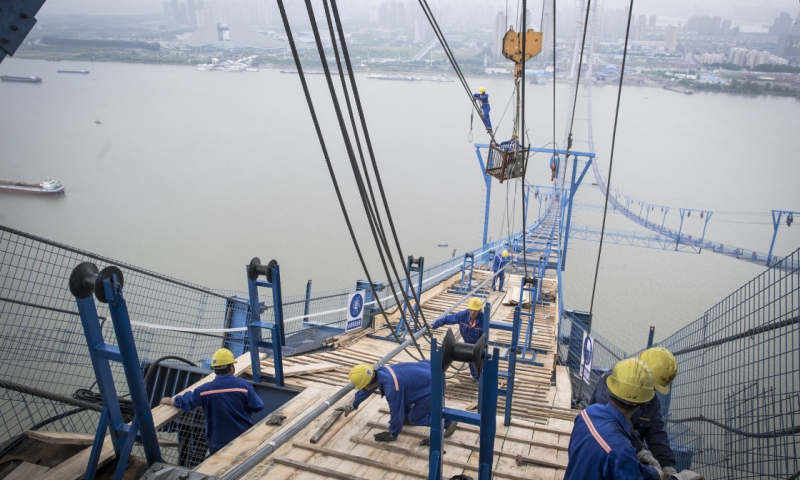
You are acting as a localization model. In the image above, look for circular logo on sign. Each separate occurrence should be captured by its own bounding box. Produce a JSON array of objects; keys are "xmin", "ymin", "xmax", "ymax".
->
[
  {"xmin": 349, "ymin": 294, "xmax": 363, "ymax": 318},
  {"xmin": 583, "ymin": 336, "xmax": 593, "ymax": 365}
]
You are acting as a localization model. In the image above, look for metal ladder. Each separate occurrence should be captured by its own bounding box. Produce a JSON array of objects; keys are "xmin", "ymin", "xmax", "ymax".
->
[{"xmin": 245, "ymin": 257, "xmax": 286, "ymax": 386}]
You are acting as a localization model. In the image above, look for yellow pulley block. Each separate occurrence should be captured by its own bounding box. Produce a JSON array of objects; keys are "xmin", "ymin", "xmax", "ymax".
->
[{"xmin": 502, "ymin": 27, "xmax": 542, "ymax": 78}]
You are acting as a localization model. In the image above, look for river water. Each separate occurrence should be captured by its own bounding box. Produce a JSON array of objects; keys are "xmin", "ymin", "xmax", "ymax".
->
[{"xmin": 0, "ymin": 58, "xmax": 798, "ymax": 352}]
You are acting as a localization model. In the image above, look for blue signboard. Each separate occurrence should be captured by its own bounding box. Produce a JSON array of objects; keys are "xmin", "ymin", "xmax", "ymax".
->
[{"xmin": 346, "ymin": 291, "xmax": 365, "ymax": 333}]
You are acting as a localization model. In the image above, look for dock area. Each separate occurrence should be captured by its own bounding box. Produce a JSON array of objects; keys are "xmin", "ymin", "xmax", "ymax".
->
[{"xmin": 33, "ymin": 267, "xmax": 575, "ymax": 480}]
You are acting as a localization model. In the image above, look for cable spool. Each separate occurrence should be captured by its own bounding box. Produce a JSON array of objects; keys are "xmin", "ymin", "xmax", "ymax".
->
[
  {"xmin": 441, "ymin": 329, "xmax": 486, "ymax": 378},
  {"xmin": 248, "ymin": 257, "xmax": 278, "ymax": 282},
  {"xmin": 408, "ymin": 256, "xmax": 422, "ymax": 267},
  {"xmin": 68, "ymin": 262, "xmax": 124, "ymax": 303},
  {"xmin": 465, "ymin": 252, "xmax": 474, "ymax": 260}
]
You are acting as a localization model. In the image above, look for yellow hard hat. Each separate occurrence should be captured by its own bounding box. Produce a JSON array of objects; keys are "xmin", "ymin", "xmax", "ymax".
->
[
  {"xmin": 211, "ymin": 348, "xmax": 236, "ymax": 367},
  {"xmin": 606, "ymin": 358, "xmax": 655, "ymax": 405},
  {"xmin": 502, "ymin": 250, "xmax": 509, "ymax": 258},
  {"xmin": 467, "ymin": 297, "xmax": 483, "ymax": 311},
  {"xmin": 478, "ymin": 87, "xmax": 485, "ymax": 94},
  {"xmin": 349, "ymin": 364, "xmax": 375, "ymax": 390},
  {"xmin": 639, "ymin": 347, "xmax": 678, "ymax": 395}
]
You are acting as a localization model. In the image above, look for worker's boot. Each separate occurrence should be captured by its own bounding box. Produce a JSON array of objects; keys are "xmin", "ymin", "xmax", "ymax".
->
[{"xmin": 444, "ymin": 421, "xmax": 457, "ymax": 438}]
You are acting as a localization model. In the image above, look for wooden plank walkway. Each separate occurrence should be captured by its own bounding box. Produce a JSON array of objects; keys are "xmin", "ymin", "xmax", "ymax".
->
[{"xmin": 202, "ymin": 270, "xmax": 576, "ymax": 480}]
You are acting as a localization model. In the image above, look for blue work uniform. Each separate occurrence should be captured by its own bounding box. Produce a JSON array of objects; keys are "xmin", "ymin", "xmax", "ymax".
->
[
  {"xmin": 491, "ymin": 253, "xmax": 506, "ymax": 291},
  {"xmin": 473, "ymin": 92, "xmax": 491, "ymax": 130},
  {"xmin": 432, "ymin": 310, "xmax": 485, "ymax": 379},
  {"xmin": 589, "ymin": 372, "xmax": 676, "ymax": 469},
  {"xmin": 564, "ymin": 403, "xmax": 662, "ymax": 480},
  {"xmin": 352, "ymin": 360, "xmax": 446, "ymax": 438},
  {"xmin": 173, "ymin": 374, "xmax": 264, "ymax": 454}
]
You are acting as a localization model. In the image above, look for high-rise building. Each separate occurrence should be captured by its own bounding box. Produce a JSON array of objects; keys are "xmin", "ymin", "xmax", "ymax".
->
[
  {"xmin": 494, "ymin": 11, "xmax": 507, "ymax": 61},
  {"xmin": 665, "ymin": 24, "xmax": 679, "ymax": 52},
  {"xmin": 778, "ymin": 12, "xmax": 800, "ymax": 58},
  {"xmin": 769, "ymin": 12, "xmax": 793, "ymax": 36},
  {"xmin": 648, "ymin": 15, "xmax": 657, "ymax": 28}
]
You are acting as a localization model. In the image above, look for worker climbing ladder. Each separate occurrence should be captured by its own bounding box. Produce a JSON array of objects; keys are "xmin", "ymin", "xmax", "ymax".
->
[{"xmin": 69, "ymin": 263, "xmax": 162, "ymax": 480}]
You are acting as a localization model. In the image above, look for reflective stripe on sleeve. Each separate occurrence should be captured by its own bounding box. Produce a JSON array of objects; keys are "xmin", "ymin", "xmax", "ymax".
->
[
  {"xmin": 581, "ymin": 409, "xmax": 612, "ymax": 454},
  {"xmin": 384, "ymin": 365, "xmax": 400, "ymax": 391},
  {"xmin": 200, "ymin": 388, "xmax": 249, "ymax": 396}
]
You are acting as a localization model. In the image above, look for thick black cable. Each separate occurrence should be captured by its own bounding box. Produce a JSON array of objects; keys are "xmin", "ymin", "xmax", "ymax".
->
[
  {"xmin": 417, "ymin": 0, "xmax": 495, "ymax": 141},
  {"xmin": 587, "ymin": 0, "xmax": 635, "ymax": 331},
  {"xmin": 286, "ymin": 0, "xmax": 424, "ymax": 359},
  {"xmin": 277, "ymin": 0, "xmax": 422, "ymax": 360},
  {"xmin": 312, "ymin": 0, "xmax": 426, "ymax": 356},
  {"xmin": 327, "ymin": 0, "xmax": 433, "ymax": 338},
  {"xmin": 519, "ymin": 0, "xmax": 530, "ymax": 279}
]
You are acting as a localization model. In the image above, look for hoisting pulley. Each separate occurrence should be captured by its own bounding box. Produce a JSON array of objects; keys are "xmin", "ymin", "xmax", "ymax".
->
[{"xmin": 502, "ymin": 27, "xmax": 543, "ymax": 78}]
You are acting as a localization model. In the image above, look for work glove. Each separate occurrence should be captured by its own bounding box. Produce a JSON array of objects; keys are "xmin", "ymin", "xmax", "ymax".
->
[
  {"xmin": 636, "ymin": 449, "xmax": 661, "ymax": 468},
  {"xmin": 373, "ymin": 431, "xmax": 396, "ymax": 442},
  {"xmin": 663, "ymin": 467, "xmax": 678, "ymax": 478},
  {"xmin": 264, "ymin": 412, "xmax": 286, "ymax": 426},
  {"xmin": 335, "ymin": 403, "xmax": 356, "ymax": 417}
]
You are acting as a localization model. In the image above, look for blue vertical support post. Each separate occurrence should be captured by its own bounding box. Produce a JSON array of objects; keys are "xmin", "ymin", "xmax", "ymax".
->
[
  {"xmin": 69, "ymin": 263, "xmax": 162, "ymax": 480},
  {"xmin": 429, "ymin": 330, "xmax": 496, "ymax": 480},
  {"xmin": 246, "ymin": 258, "xmax": 286, "ymax": 387},
  {"xmin": 396, "ymin": 256, "xmax": 425, "ymax": 338},
  {"xmin": 646, "ymin": 326, "xmax": 655, "ymax": 348},
  {"xmin": 474, "ymin": 145, "xmax": 493, "ymax": 249},
  {"xmin": 458, "ymin": 252, "xmax": 475, "ymax": 293},
  {"xmin": 561, "ymin": 154, "xmax": 593, "ymax": 269},
  {"xmin": 767, "ymin": 210, "xmax": 783, "ymax": 266},
  {"xmin": 676, "ymin": 208, "xmax": 687, "ymax": 250},
  {"xmin": 303, "ymin": 280, "xmax": 312, "ymax": 324}
]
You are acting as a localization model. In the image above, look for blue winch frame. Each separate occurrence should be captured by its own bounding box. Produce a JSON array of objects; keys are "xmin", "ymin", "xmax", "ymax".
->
[
  {"xmin": 246, "ymin": 260, "xmax": 286, "ymax": 387},
  {"xmin": 71, "ymin": 264, "xmax": 162, "ymax": 480},
  {"xmin": 429, "ymin": 338, "xmax": 498, "ymax": 480}
]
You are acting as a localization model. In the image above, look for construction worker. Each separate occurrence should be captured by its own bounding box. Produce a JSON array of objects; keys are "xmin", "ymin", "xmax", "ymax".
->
[
  {"xmin": 491, "ymin": 250, "xmax": 509, "ymax": 292},
  {"xmin": 431, "ymin": 297, "xmax": 485, "ymax": 380},
  {"xmin": 160, "ymin": 348, "xmax": 264, "ymax": 455},
  {"xmin": 589, "ymin": 347, "xmax": 679, "ymax": 476},
  {"xmin": 565, "ymin": 358, "xmax": 666, "ymax": 480},
  {"xmin": 473, "ymin": 87, "xmax": 491, "ymax": 132},
  {"xmin": 337, "ymin": 361, "xmax": 457, "ymax": 442}
]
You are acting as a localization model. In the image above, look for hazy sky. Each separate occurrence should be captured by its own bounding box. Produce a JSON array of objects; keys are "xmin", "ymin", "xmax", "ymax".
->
[{"xmin": 38, "ymin": 0, "xmax": 800, "ymax": 24}]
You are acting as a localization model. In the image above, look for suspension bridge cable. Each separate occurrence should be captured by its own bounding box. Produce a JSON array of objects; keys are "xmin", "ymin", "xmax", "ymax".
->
[
  {"xmin": 327, "ymin": 0, "xmax": 434, "ymax": 337},
  {"xmin": 305, "ymin": 0, "xmax": 427, "ymax": 358},
  {"xmin": 278, "ymin": 0, "xmax": 423, "ymax": 360},
  {"xmin": 587, "ymin": 0, "xmax": 636, "ymax": 332}
]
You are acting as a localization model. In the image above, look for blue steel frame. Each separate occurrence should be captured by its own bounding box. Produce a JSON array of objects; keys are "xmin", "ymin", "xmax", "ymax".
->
[
  {"xmin": 458, "ymin": 252, "xmax": 475, "ymax": 293},
  {"xmin": 429, "ymin": 339, "xmax": 499, "ymax": 480},
  {"xmin": 73, "ymin": 266, "xmax": 162, "ymax": 480},
  {"xmin": 474, "ymin": 144, "xmax": 594, "ymax": 269},
  {"xmin": 395, "ymin": 256, "xmax": 425, "ymax": 339},
  {"xmin": 246, "ymin": 262, "xmax": 286, "ymax": 386},
  {"xmin": 767, "ymin": 210, "xmax": 800, "ymax": 266}
]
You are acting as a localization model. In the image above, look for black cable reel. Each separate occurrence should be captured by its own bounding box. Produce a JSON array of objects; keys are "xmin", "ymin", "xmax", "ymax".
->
[
  {"xmin": 441, "ymin": 329, "xmax": 487, "ymax": 378},
  {"xmin": 69, "ymin": 262, "xmax": 124, "ymax": 303},
  {"xmin": 248, "ymin": 257, "xmax": 278, "ymax": 282}
]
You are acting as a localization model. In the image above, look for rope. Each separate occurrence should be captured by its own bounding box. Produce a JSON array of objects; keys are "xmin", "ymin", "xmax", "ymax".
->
[{"xmin": 666, "ymin": 415, "xmax": 800, "ymax": 439}]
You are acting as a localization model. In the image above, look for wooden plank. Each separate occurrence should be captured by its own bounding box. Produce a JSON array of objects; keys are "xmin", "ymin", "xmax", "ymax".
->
[
  {"xmin": 272, "ymin": 456, "xmax": 367, "ymax": 480},
  {"xmin": 39, "ymin": 351, "xmax": 258, "ymax": 480},
  {"xmin": 310, "ymin": 410, "xmax": 343, "ymax": 444},
  {"xmin": 260, "ymin": 362, "xmax": 339, "ymax": 378},
  {"xmin": 4, "ymin": 462, "xmax": 49, "ymax": 480},
  {"xmin": 293, "ymin": 442, "xmax": 426, "ymax": 479},
  {"xmin": 552, "ymin": 366, "xmax": 572, "ymax": 408},
  {"xmin": 24, "ymin": 430, "xmax": 179, "ymax": 447}
]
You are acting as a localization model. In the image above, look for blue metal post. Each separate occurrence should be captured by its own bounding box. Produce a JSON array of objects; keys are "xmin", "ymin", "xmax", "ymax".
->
[
  {"xmin": 474, "ymin": 146, "xmax": 493, "ymax": 249},
  {"xmin": 562, "ymin": 155, "xmax": 593, "ymax": 269},
  {"xmin": 100, "ymin": 274, "xmax": 163, "ymax": 468},
  {"xmin": 767, "ymin": 210, "xmax": 785, "ymax": 266},
  {"xmin": 647, "ymin": 326, "xmax": 655, "ymax": 348},
  {"xmin": 246, "ymin": 261, "xmax": 286, "ymax": 386},
  {"xmin": 303, "ymin": 280, "xmax": 312, "ymax": 324},
  {"xmin": 397, "ymin": 256, "xmax": 425, "ymax": 338}
]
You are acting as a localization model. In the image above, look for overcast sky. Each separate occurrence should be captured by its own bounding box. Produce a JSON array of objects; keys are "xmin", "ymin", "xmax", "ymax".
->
[{"xmin": 38, "ymin": 0, "xmax": 800, "ymax": 24}]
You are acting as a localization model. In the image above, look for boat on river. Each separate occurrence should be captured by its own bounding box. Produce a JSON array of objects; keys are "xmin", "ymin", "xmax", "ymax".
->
[
  {"xmin": 0, "ymin": 177, "xmax": 65, "ymax": 195},
  {"xmin": 0, "ymin": 75, "xmax": 42, "ymax": 83}
]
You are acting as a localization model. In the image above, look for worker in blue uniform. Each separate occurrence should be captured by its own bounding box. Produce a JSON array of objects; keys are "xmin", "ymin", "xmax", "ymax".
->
[
  {"xmin": 337, "ymin": 361, "xmax": 457, "ymax": 442},
  {"xmin": 589, "ymin": 347, "xmax": 679, "ymax": 476},
  {"xmin": 491, "ymin": 250, "xmax": 509, "ymax": 292},
  {"xmin": 565, "ymin": 358, "xmax": 666, "ymax": 480},
  {"xmin": 473, "ymin": 87, "xmax": 491, "ymax": 132},
  {"xmin": 160, "ymin": 348, "xmax": 264, "ymax": 455},
  {"xmin": 431, "ymin": 297, "xmax": 485, "ymax": 380}
]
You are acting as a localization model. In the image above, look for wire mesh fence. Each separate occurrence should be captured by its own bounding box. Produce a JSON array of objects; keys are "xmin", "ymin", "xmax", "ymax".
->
[
  {"xmin": 0, "ymin": 224, "xmax": 481, "ymax": 466},
  {"xmin": 557, "ymin": 248, "xmax": 800, "ymax": 478}
]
